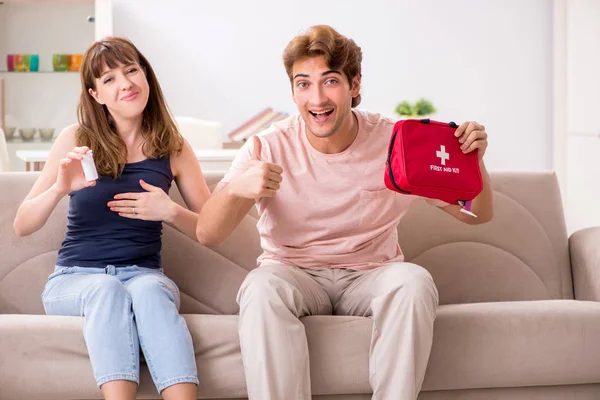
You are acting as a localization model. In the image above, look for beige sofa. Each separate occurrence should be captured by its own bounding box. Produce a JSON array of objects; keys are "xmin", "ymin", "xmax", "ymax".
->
[{"xmin": 1, "ymin": 171, "xmax": 600, "ymax": 400}]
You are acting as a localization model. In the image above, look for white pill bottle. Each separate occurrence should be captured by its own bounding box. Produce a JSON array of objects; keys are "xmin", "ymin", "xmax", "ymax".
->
[{"xmin": 81, "ymin": 150, "xmax": 99, "ymax": 181}]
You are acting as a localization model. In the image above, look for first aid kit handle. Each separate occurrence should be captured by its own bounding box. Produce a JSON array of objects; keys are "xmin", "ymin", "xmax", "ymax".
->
[{"xmin": 417, "ymin": 119, "xmax": 458, "ymax": 129}]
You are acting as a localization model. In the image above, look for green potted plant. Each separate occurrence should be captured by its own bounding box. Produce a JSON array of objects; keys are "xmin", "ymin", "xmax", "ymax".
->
[{"xmin": 395, "ymin": 98, "xmax": 436, "ymax": 119}]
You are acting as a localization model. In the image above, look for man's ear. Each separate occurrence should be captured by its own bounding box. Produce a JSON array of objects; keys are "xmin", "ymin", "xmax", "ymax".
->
[
  {"xmin": 88, "ymin": 87, "xmax": 104, "ymax": 105},
  {"xmin": 290, "ymin": 81, "xmax": 300, "ymax": 106},
  {"xmin": 350, "ymin": 75, "xmax": 361, "ymax": 98}
]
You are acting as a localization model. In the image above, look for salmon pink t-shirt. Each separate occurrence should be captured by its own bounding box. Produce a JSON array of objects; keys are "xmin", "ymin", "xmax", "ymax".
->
[{"xmin": 221, "ymin": 109, "xmax": 447, "ymax": 270}]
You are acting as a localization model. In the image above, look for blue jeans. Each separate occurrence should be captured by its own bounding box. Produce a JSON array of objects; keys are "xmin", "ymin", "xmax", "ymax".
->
[{"xmin": 41, "ymin": 265, "xmax": 199, "ymax": 392}]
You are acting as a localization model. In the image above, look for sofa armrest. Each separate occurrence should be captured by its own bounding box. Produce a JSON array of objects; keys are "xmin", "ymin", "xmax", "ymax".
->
[{"xmin": 570, "ymin": 227, "xmax": 600, "ymax": 301}]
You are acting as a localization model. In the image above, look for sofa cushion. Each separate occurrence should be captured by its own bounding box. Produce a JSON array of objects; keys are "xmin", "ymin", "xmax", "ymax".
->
[
  {"xmin": 418, "ymin": 384, "xmax": 600, "ymax": 400},
  {"xmin": 423, "ymin": 300, "xmax": 600, "ymax": 390},
  {"xmin": 2, "ymin": 300, "xmax": 600, "ymax": 399}
]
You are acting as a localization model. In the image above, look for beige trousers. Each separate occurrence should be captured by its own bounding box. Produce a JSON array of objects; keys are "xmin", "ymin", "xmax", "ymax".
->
[{"xmin": 236, "ymin": 262, "xmax": 439, "ymax": 400}]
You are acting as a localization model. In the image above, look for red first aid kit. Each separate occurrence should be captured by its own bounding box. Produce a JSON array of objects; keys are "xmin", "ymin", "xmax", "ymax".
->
[{"xmin": 384, "ymin": 118, "xmax": 483, "ymax": 214}]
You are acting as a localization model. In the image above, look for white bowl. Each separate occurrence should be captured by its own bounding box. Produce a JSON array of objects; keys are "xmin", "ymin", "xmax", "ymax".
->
[
  {"xmin": 39, "ymin": 128, "xmax": 55, "ymax": 141},
  {"xmin": 4, "ymin": 126, "xmax": 16, "ymax": 140},
  {"xmin": 19, "ymin": 128, "xmax": 36, "ymax": 141}
]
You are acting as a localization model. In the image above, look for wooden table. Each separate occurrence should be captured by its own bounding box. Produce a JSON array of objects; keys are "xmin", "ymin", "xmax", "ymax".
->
[{"xmin": 15, "ymin": 149, "xmax": 239, "ymax": 172}]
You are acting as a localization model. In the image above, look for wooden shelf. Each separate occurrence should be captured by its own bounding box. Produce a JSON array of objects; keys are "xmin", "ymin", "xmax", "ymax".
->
[
  {"xmin": 0, "ymin": 71, "xmax": 79, "ymax": 74},
  {"xmin": 0, "ymin": 1, "xmax": 93, "ymax": 3},
  {"xmin": 6, "ymin": 138, "xmax": 56, "ymax": 144}
]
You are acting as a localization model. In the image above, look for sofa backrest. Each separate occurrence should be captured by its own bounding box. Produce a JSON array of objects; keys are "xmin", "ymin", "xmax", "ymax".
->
[
  {"xmin": 396, "ymin": 171, "xmax": 572, "ymax": 304},
  {"xmin": 0, "ymin": 170, "xmax": 572, "ymax": 315}
]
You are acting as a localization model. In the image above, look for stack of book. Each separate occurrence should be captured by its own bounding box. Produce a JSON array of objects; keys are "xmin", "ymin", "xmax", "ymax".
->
[{"xmin": 228, "ymin": 107, "xmax": 288, "ymax": 142}]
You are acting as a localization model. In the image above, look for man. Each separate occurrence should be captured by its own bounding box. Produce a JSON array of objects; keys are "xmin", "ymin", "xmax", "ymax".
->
[{"xmin": 196, "ymin": 25, "xmax": 493, "ymax": 400}]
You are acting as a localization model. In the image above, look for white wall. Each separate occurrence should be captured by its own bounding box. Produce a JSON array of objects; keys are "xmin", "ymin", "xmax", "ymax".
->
[
  {"xmin": 567, "ymin": 0, "xmax": 600, "ymax": 133},
  {"xmin": 564, "ymin": 0, "xmax": 600, "ymax": 232},
  {"xmin": 110, "ymin": 0, "xmax": 553, "ymax": 170}
]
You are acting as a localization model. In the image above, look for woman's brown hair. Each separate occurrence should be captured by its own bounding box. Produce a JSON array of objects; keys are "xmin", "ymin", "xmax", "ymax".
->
[
  {"xmin": 76, "ymin": 37, "xmax": 183, "ymax": 179},
  {"xmin": 283, "ymin": 25, "xmax": 363, "ymax": 107}
]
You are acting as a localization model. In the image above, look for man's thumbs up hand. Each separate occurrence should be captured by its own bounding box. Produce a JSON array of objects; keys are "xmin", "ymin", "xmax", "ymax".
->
[{"xmin": 228, "ymin": 135, "xmax": 284, "ymax": 199}]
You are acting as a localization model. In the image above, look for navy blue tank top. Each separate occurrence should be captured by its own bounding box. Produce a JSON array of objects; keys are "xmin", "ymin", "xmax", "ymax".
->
[{"xmin": 56, "ymin": 157, "xmax": 173, "ymax": 269}]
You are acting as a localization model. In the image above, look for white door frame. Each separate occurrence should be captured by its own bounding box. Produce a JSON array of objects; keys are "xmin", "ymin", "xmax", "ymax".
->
[{"xmin": 552, "ymin": 0, "xmax": 568, "ymax": 203}]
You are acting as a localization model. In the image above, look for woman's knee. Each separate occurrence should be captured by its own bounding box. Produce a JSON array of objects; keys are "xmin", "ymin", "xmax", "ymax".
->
[
  {"xmin": 126, "ymin": 274, "xmax": 179, "ymax": 308},
  {"xmin": 88, "ymin": 275, "xmax": 130, "ymax": 301}
]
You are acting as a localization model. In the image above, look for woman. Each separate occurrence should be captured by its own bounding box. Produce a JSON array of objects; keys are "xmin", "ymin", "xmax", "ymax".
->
[{"xmin": 13, "ymin": 37, "xmax": 210, "ymax": 400}]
